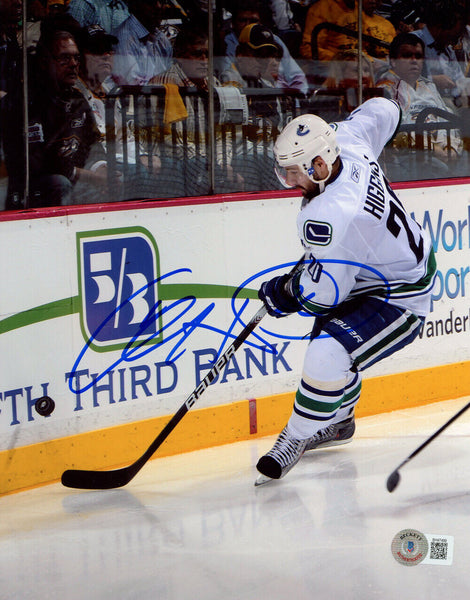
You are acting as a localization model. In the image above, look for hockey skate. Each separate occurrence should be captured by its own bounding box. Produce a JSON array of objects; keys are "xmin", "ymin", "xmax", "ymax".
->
[
  {"xmin": 255, "ymin": 416, "xmax": 356, "ymax": 486},
  {"xmin": 255, "ymin": 426, "xmax": 309, "ymax": 486},
  {"xmin": 304, "ymin": 416, "xmax": 355, "ymax": 451}
]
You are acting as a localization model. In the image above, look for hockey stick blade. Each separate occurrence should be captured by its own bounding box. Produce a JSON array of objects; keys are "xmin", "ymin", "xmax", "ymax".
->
[
  {"xmin": 386, "ymin": 398, "xmax": 470, "ymax": 493},
  {"xmin": 61, "ymin": 306, "xmax": 267, "ymax": 489},
  {"xmin": 61, "ymin": 402, "xmax": 189, "ymax": 489},
  {"xmin": 386, "ymin": 469, "xmax": 400, "ymax": 493},
  {"xmin": 61, "ymin": 257, "xmax": 304, "ymax": 490}
]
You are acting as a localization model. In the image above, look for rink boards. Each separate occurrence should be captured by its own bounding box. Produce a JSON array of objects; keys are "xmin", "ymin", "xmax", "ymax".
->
[{"xmin": 1, "ymin": 181, "xmax": 470, "ymax": 494}]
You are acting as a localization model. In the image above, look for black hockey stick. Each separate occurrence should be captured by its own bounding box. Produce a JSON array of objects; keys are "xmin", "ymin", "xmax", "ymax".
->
[
  {"xmin": 386, "ymin": 398, "xmax": 470, "ymax": 492},
  {"xmin": 62, "ymin": 257, "xmax": 304, "ymax": 489}
]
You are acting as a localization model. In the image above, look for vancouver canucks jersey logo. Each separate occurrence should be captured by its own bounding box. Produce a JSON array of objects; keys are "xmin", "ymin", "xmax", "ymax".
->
[
  {"xmin": 297, "ymin": 124, "xmax": 310, "ymax": 136},
  {"xmin": 304, "ymin": 220, "xmax": 333, "ymax": 246}
]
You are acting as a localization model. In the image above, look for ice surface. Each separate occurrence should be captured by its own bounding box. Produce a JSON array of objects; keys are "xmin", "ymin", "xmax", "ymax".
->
[{"xmin": 1, "ymin": 398, "xmax": 470, "ymax": 599}]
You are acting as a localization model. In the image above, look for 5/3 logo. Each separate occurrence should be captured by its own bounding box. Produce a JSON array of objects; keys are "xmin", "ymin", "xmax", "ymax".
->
[{"xmin": 77, "ymin": 227, "xmax": 161, "ymax": 352}]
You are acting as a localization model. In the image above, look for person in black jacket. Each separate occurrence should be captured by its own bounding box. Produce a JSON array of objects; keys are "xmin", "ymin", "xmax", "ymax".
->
[{"xmin": 28, "ymin": 28, "xmax": 120, "ymax": 206}]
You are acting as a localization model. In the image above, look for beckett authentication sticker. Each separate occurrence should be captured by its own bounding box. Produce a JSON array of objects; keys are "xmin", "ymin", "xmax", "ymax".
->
[{"xmin": 391, "ymin": 529, "xmax": 428, "ymax": 566}]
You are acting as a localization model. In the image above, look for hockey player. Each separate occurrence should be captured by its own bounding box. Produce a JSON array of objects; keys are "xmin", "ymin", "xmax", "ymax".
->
[{"xmin": 256, "ymin": 96, "xmax": 437, "ymax": 484}]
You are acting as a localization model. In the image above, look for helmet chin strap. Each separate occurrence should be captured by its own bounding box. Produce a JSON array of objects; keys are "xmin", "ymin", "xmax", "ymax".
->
[{"xmin": 309, "ymin": 161, "xmax": 332, "ymax": 193}]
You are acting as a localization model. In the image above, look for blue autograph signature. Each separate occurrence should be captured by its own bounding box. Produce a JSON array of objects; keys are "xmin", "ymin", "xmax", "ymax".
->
[{"xmin": 68, "ymin": 259, "xmax": 390, "ymax": 395}]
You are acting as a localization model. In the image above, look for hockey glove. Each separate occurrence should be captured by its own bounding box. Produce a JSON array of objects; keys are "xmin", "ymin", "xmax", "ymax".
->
[{"xmin": 258, "ymin": 273, "xmax": 302, "ymax": 318}]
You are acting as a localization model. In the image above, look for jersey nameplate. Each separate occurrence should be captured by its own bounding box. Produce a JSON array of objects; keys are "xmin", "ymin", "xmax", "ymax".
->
[
  {"xmin": 364, "ymin": 160, "xmax": 385, "ymax": 220},
  {"xmin": 304, "ymin": 220, "xmax": 333, "ymax": 246}
]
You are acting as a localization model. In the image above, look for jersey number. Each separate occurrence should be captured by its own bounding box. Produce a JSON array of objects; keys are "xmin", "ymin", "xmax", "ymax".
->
[{"xmin": 385, "ymin": 183, "xmax": 423, "ymax": 264}]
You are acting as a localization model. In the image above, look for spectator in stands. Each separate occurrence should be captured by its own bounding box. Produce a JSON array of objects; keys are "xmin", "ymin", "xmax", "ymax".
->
[
  {"xmin": 220, "ymin": 23, "xmax": 287, "ymax": 191},
  {"xmin": 111, "ymin": 0, "xmax": 173, "ymax": 86},
  {"xmin": 77, "ymin": 25, "xmax": 118, "ymax": 92},
  {"xmin": 27, "ymin": 29, "xmax": 119, "ymax": 206},
  {"xmin": 455, "ymin": 5, "xmax": 470, "ymax": 77},
  {"xmin": 1, "ymin": 0, "xmax": 25, "ymax": 209},
  {"xmin": 270, "ymin": 0, "xmax": 298, "ymax": 34},
  {"xmin": 361, "ymin": 0, "xmax": 396, "ymax": 60},
  {"xmin": 67, "ymin": 0, "xmax": 130, "ymax": 34},
  {"xmin": 411, "ymin": 0, "xmax": 470, "ymax": 106},
  {"xmin": 300, "ymin": 0, "xmax": 395, "ymax": 62},
  {"xmin": 222, "ymin": 1, "xmax": 308, "ymax": 94},
  {"xmin": 377, "ymin": 32, "xmax": 462, "ymax": 175},
  {"xmin": 300, "ymin": 0, "xmax": 357, "ymax": 61},
  {"xmin": 21, "ymin": 0, "xmax": 48, "ymax": 53},
  {"xmin": 221, "ymin": 24, "xmax": 284, "ymax": 128},
  {"xmin": 269, "ymin": 0, "xmax": 302, "ymax": 57},
  {"xmin": 156, "ymin": 24, "xmax": 210, "ymax": 91},
  {"xmin": 153, "ymin": 24, "xmax": 244, "ymax": 195},
  {"xmin": 221, "ymin": 23, "xmax": 284, "ymax": 89},
  {"xmin": 75, "ymin": 24, "xmax": 166, "ymax": 200},
  {"xmin": 76, "ymin": 23, "xmax": 129, "ymax": 161}
]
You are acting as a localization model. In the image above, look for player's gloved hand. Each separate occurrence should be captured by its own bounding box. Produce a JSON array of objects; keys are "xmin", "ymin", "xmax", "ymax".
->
[{"xmin": 258, "ymin": 274, "xmax": 302, "ymax": 318}]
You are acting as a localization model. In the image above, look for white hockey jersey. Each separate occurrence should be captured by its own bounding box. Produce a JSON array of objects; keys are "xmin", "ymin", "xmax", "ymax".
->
[{"xmin": 295, "ymin": 97, "xmax": 436, "ymax": 317}]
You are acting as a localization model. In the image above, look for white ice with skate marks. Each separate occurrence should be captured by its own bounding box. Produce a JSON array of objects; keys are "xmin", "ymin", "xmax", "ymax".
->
[{"xmin": 1, "ymin": 397, "xmax": 470, "ymax": 599}]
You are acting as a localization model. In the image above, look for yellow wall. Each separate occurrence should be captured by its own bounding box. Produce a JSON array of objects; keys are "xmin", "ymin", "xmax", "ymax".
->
[{"xmin": 2, "ymin": 360, "xmax": 470, "ymax": 496}]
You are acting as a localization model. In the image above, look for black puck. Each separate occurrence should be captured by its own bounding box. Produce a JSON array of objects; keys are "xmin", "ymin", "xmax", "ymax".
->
[{"xmin": 35, "ymin": 396, "xmax": 55, "ymax": 416}]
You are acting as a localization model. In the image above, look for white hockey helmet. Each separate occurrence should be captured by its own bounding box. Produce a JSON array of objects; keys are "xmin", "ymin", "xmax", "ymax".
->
[{"xmin": 274, "ymin": 114, "xmax": 341, "ymax": 188}]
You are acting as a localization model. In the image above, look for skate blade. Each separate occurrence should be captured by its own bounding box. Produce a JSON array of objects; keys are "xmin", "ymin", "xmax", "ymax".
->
[
  {"xmin": 305, "ymin": 438, "xmax": 353, "ymax": 452},
  {"xmin": 254, "ymin": 473, "xmax": 274, "ymax": 487}
]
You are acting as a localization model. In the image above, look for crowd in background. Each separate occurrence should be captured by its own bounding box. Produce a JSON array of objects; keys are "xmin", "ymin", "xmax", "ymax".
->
[{"xmin": 1, "ymin": 0, "xmax": 470, "ymax": 208}]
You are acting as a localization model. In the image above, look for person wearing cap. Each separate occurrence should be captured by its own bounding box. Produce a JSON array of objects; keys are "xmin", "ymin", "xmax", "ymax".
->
[
  {"xmin": 222, "ymin": 1, "xmax": 308, "ymax": 94},
  {"xmin": 77, "ymin": 24, "xmax": 118, "ymax": 91},
  {"xmin": 75, "ymin": 24, "xmax": 164, "ymax": 200},
  {"xmin": 220, "ymin": 23, "xmax": 288, "ymax": 192},
  {"xmin": 231, "ymin": 22, "xmax": 284, "ymax": 88},
  {"xmin": 20, "ymin": 0, "xmax": 53, "ymax": 54},
  {"xmin": 223, "ymin": 24, "xmax": 287, "ymax": 130},
  {"xmin": 76, "ymin": 25, "xmax": 126, "ymax": 159}
]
